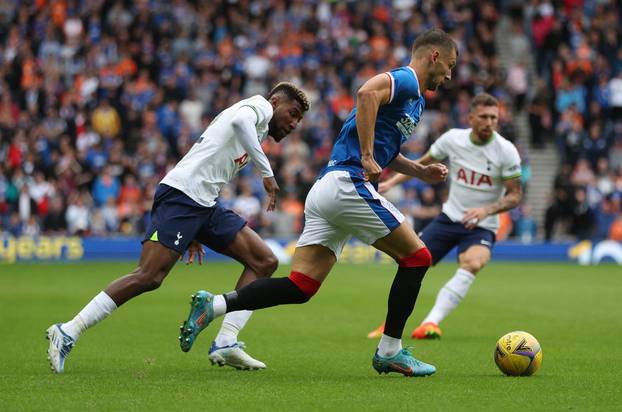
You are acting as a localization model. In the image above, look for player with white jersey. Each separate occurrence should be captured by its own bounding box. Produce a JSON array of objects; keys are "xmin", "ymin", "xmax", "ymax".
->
[
  {"xmin": 367, "ymin": 93, "xmax": 523, "ymax": 340},
  {"xmin": 177, "ymin": 29, "xmax": 457, "ymax": 377},
  {"xmin": 46, "ymin": 83, "xmax": 309, "ymax": 373}
]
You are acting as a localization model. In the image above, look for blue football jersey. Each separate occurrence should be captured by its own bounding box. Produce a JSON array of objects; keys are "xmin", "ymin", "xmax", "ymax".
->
[{"xmin": 322, "ymin": 66, "xmax": 425, "ymax": 178}]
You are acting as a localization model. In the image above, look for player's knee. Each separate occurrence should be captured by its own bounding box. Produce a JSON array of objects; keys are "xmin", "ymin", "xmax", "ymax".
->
[
  {"xmin": 398, "ymin": 247, "xmax": 432, "ymax": 268},
  {"xmin": 255, "ymin": 254, "xmax": 278, "ymax": 277},
  {"xmin": 288, "ymin": 271, "xmax": 321, "ymax": 302},
  {"xmin": 132, "ymin": 268, "xmax": 166, "ymax": 292},
  {"xmin": 460, "ymin": 258, "xmax": 484, "ymax": 273}
]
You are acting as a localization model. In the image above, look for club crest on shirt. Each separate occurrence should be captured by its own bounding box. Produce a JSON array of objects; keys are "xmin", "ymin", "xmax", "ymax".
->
[{"xmin": 396, "ymin": 114, "xmax": 417, "ymax": 137}]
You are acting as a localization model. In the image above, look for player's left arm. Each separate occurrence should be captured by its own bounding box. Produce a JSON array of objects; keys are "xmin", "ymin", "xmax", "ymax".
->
[
  {"xmin": 462, "ymin": 177, "xmax": 523, "ymax": 229},
  {"xmin": 387, "ymin": 153, "xmax": 448, "ymax": 184}
]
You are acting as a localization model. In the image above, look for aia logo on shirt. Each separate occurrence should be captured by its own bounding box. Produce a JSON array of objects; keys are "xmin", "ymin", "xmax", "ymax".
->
[
  {"xmin": 234, "ymin": 153, "xmax": 249, "ymax": 168},
  {"xmin": 456, "ymin": 168, "xmax": 492, "ymax": 186}
]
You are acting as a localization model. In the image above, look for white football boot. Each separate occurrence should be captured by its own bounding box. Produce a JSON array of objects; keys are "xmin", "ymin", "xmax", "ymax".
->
[
  {"xmin": 46, "ymin": 324, "xmax": 75, "ymax": 373},
  {"xmin": 208, "ymin": 341, "xmax": 266, "ymax": 370}
]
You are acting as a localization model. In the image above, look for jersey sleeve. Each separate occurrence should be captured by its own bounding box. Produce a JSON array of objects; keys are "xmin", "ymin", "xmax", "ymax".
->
[
  {"xmin": 428, "ymin": 132, "xmax": 451, "ymax": 161},
  {"xmin": 501, "ymin": 143, "xmax": 522, "ymax": 180},
  {"xmin": 232, "ymin": 106, "xmax": 274, "ymax": 178},
  {"xmin": 239, "ymin": 96, "xmax": 273, "ymax": 127},
  {"xmin": 386, "ymin": 68, "xmax": 420, "ymax": 105}
]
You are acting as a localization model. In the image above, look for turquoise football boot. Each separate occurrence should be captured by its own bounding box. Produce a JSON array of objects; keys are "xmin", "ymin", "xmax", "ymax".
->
[
  {"xmin": 372, "ymin": 348, "xmax": 436, "ymax": 377},
  {"xmin": 179, "ymin": 291, "xmax": 215, "ymax": 352}
]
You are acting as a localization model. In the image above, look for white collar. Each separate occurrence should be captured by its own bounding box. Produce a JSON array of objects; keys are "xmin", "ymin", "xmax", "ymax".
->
[{"xmin": 406, "ymin": 66, "xmax": 421, "ymax": 98}]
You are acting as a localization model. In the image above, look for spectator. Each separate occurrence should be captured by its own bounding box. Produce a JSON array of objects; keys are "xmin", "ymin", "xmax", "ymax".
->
[
  {"xmin": 570, "ymin": 187, "xmax": 595, "ymax": 240},
  {"xmin": 42, "ymin": 196, "xmax": 67, "ymax": 234},
  {"xmin": 233, "ymin": 179, "xmax": 261, "ymax": 229},
  {"xmin": 1, "ymin": 1, "xmax": 618, "ymax": 242},
  {"xmin": 412, "ymin": 186, "xmax": 441, "ymax": 234},
  {"xmin": 515, "ymin": 204, "xmax": 538, "ymax": 244},
  {"xmin": 593, "ymin": 196, "xmax": 618, "ymax": 241},
  {"xmin": 65, "ymin": 192, "xmax": 91, "ymax": 235},
  {"xmin": 610, "ymin": 214, "xmax": 622, "ymax": 241},
  {"xmin": 92, "ymin": 166, "xmax": 120, "ymax": 207},
  {"xmin": 609, "ymin": 135, "xmax": 622, "ymax": 171},
  {"xmin": 608, "ymin": 71, "xmax": 622, "ymax": 120},
  {"xmin": 545, "ymin": 164, "xmax": 574, "ymax": 241},
  {"xmin": 117, "ymin": 174, "xmax": 142, "ymax": 219},
  {"xmin": 582, "ymin": 122, "xmax": 609, "ymax": 167},
  {"xmin": 280, "ymin": 191, "xmax": 304, "ymax": 234},
  {"xmin": 91, "ymin": 98, "xmax": 121, "ymax": 138},
  {"xmin": 101, "ymin": 196, "xmax": 120, "ymax": 233}
]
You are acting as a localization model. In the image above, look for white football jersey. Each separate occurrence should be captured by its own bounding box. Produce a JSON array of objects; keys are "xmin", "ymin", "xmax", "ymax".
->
[
  {"xmin": 429, "ymin": 128, "xmax": 521, "ymax": 232},
  {"xmin": 161, "ymin": 95, "xmax": 273, "ymax": 207}
]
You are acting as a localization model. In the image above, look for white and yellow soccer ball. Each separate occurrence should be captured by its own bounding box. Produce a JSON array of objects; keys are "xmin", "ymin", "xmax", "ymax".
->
[{"xmin": 494, "ymin": 331, "xmax": 543, "ymax": 376}]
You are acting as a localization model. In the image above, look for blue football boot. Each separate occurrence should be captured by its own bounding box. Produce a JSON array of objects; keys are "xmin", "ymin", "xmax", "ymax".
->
[
  {"xmin": 372, "ymin": 348, "xmax": 436, "ymax": 377},
  {"xmin": 179, "ymin": 291, "xmax": 215, "ymax": 352}
]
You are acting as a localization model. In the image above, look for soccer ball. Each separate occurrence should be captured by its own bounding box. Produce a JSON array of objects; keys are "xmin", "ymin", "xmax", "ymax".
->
[{"xmin": 494, "ymin": 331, "xmax": 543, "ymax": 376}]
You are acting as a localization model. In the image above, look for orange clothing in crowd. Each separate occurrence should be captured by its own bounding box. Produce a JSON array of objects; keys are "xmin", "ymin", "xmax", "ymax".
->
[
  {"xmin": 610, "ymin": 217, "xmax": 622, "ymax": 242},
  {"xmin": 281, "ymin": 196, "xmax": 304, "ymax": 233},
  {"xmin": 495, "ymin": 212, "xmax": 513, "ymax": 241},
  {"xmin": 51, "ymin": 0, "xmax": 67, "ymax": 27},
  {"xmin": 116, "ymin": 58, "xmax": 137, "ymax": 78},
  {"xmin": 21, "ymin": 58, "xmax": 38, "ymax": 89}
]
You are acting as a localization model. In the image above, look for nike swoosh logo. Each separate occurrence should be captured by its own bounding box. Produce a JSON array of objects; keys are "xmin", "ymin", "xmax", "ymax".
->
[
  {"xmin": 389, "ymin": 363, "xmax": 414, "ymax": 375},
  {"xmin": 196, "ymin": 311, "xmax": 207, "ymax": 326}
]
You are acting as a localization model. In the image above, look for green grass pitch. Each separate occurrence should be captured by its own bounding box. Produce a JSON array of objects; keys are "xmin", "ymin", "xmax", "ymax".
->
[{"xmin": 1, "ymin": 261, "xmax": 621, "ymax": 411}]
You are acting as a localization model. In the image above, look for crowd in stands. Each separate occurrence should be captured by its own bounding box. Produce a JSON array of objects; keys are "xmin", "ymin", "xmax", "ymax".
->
[
  {"xmin": 0, "ymin": 0, "xmax": 620, "ymax": 243},
  {"xmin": 524, "ymin": 0, "xmax": 622, "ymax": 241}
]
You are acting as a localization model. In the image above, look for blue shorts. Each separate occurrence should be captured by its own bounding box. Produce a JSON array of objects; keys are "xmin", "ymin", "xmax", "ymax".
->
[
  {"xmin": 142, "ymin": 184, "xmax": 247, "ymax": 254},
  {"xmin": 420, "ymin": 213, "xmax": 496, "ymax": 265}
]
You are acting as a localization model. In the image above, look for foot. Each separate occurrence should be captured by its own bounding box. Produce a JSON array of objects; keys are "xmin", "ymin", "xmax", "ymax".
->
[
  {"xmin": 367, "ymin": 322, "xmax": 385, "ymax": 339},
  {"xmin": 46, "ymin": 324, "xmax": 75, "ymax": 373},
  {"xmin": 208, "ymin": 341, "xmax": 266, "ymax": 370},
  {"xmin": 372, "ymin": 348, "xmax": 436, "ymax": 377},
  {"xmin": 411, "ymin": 322, "xmax": 442, "ymax": 340},
  {"xmin": 179, "ymin": 291, "xmax": 215, "ymax": 352}
]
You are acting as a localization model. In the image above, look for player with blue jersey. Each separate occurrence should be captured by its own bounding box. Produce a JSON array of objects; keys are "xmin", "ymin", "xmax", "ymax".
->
[
  {"xmin": 178, "ymin": 29, "xmax": 458, "ymax": 377},
  {"xmin": 46, "ymin": 83, "xmax": 309, "ymax": 373},
  {"xmin": 367, "ymin": 93, "xmax": 523, "ymax": 340}
]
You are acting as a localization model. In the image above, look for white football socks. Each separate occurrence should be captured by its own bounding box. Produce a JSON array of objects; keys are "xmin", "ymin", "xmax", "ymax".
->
[
  {"xmin": 214, "ymin": 310, "xmax": 253, "ymax": 347},
  {"xmin": 61, "ymin": 291, "xmax": 118, "ymax": 341},
  {"xmin": 377, "ymin": 334, "xmax": 402, "ymax": 358},
  {"xmin": 212, "ymin": 295, "xmax": 227, "ymax": 317},
  {"xmin": 422, "ymin": 268, "xmax": 475, "ymax": 325}
]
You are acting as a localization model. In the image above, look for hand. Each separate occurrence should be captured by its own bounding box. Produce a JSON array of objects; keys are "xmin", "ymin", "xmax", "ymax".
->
[
  {"xmin": 462, "ymin": 207, "xmax": 489, "ymax": 230},
  {"xmin": 263, "ymin": 176, "xmax": 280, "ymax": 211},
  {"xmin": 378, "ymin": 181, "xmax": 393, "ymax": 193},
  {"xmin": 361, "ymin": 155, "xmax": 382, "ymax": 182},
  {"xmin": 420, "ymin": 164, "xmax": 448, "ymax": 184},
  {"xmin": 181, "ymin": 240, "xmax": 205, "ymax": 265}
]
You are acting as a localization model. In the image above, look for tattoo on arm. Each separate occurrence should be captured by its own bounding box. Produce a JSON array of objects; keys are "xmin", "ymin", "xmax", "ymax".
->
[{"xmin": 485, "ymin": 178, "xmax": 523, "ymax": 215}]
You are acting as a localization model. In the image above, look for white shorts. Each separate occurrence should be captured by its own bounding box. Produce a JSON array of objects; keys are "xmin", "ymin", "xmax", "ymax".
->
[{"xmin": 297, "ymin": 170, "xmax": 405, "ymax": 257}]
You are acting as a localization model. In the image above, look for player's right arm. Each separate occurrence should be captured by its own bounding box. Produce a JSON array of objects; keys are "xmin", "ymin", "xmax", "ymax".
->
[
  {"xmin": 231, "ymin": 106, "xmax": 279, "ymax": 211},
  {"xmin": 356, "ymin": 74, "xmax": 392, "ymax": 182}
]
